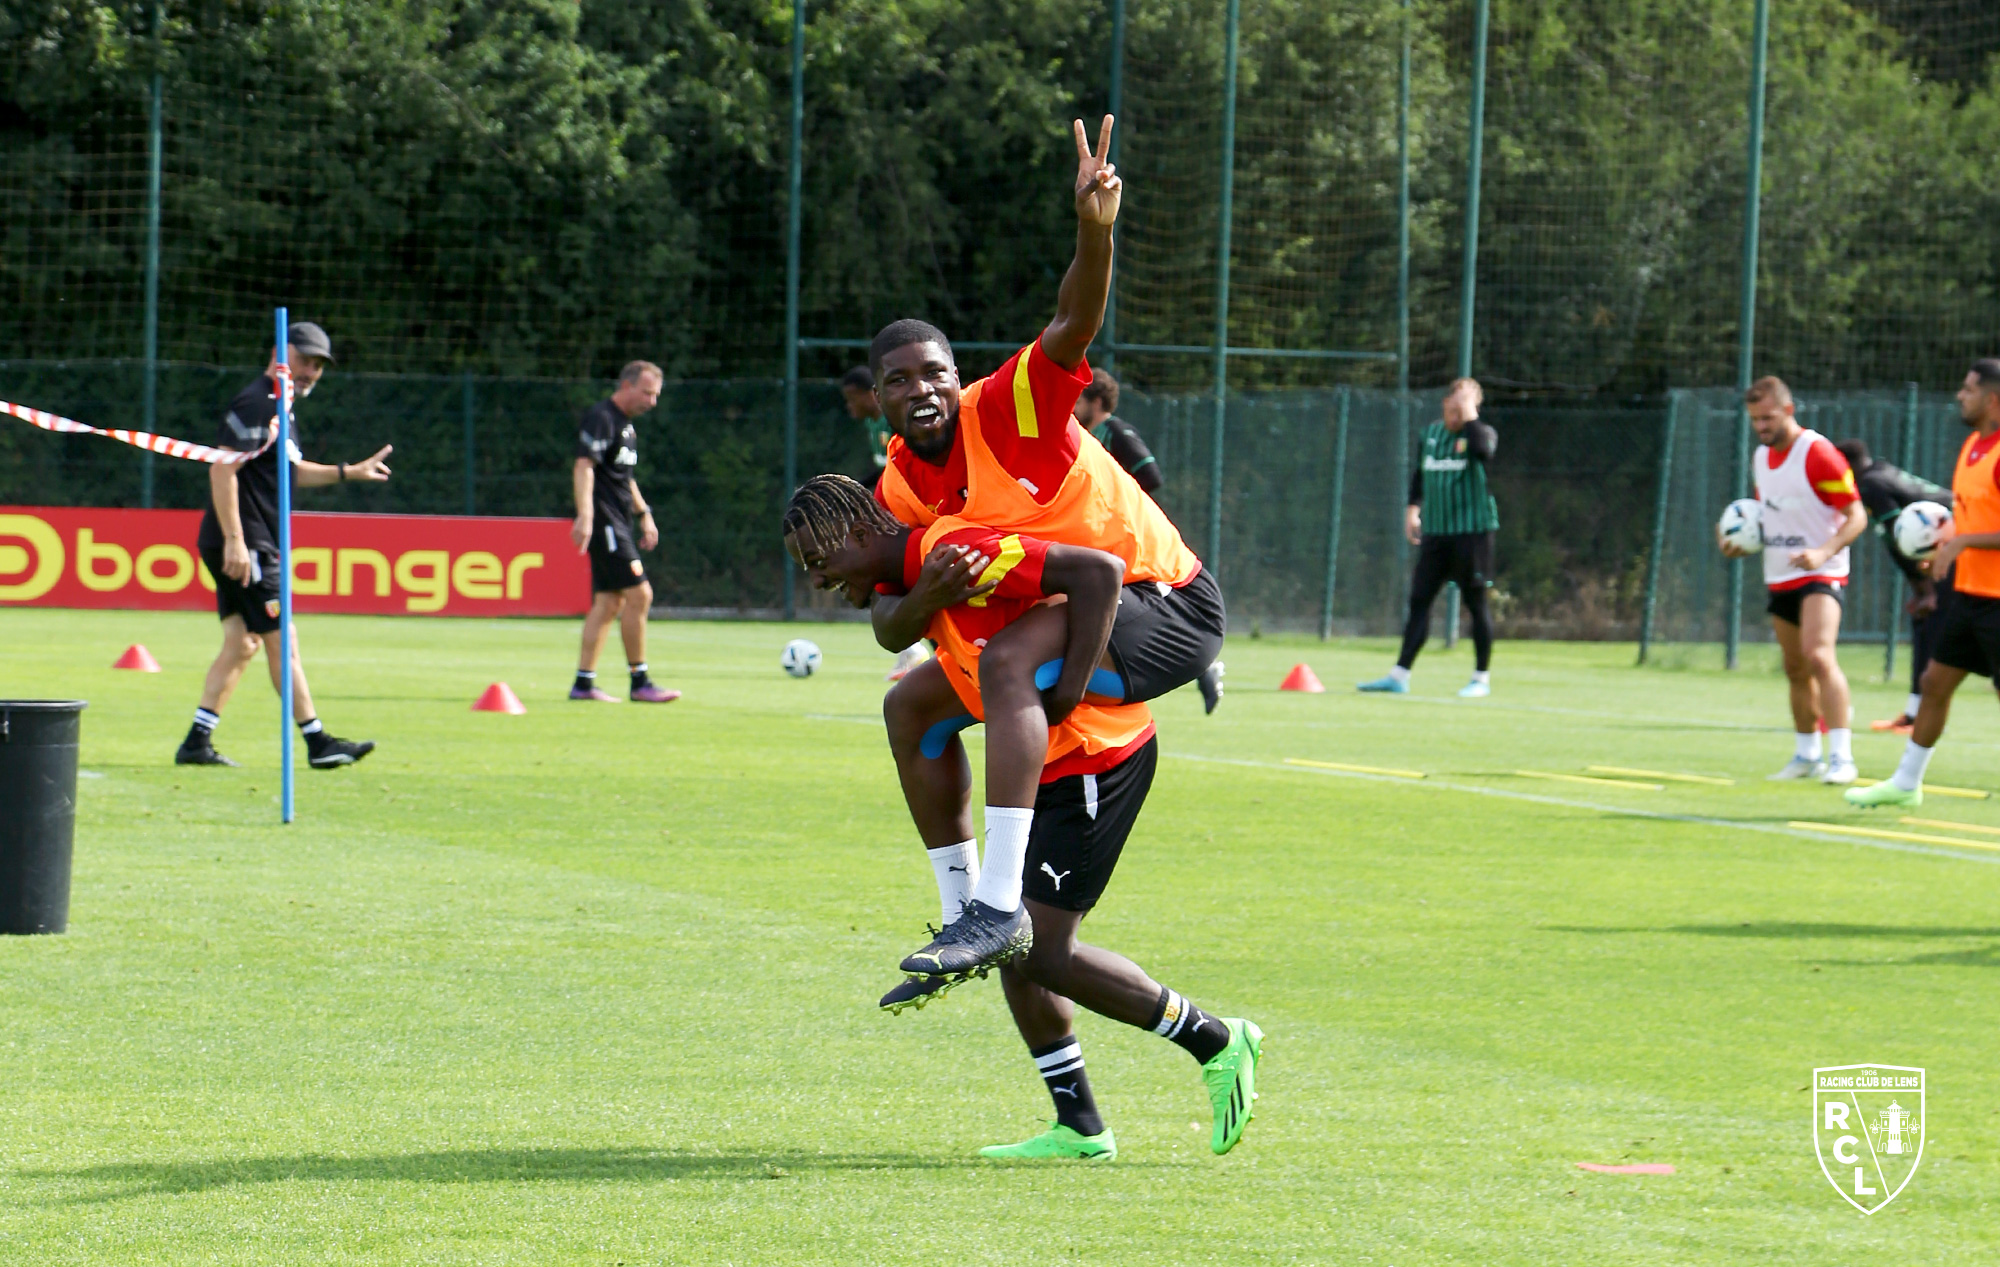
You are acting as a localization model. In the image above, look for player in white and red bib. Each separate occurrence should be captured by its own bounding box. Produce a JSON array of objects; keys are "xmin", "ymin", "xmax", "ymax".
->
[{"xmin": 1721, "ymin": 376, "xmax": 1869, "ymax": 783}]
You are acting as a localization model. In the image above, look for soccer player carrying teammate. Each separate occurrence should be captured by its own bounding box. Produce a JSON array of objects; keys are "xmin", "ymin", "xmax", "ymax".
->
[
  {"xmin": 1847, "ymin": 360, "xmax": 2000, "ymax": 809},
  {"xmin": 1359, "ymin": 377, "xmax": 1498, "ymax": 698},
  {"xmin": 783, "ymin": 475, "xmax": 1263, "ymax": 1161},
  {"xmin": 176, "ymin": 322, "xmax": 385, "ymax": 769},
  {"xmin": 569, "ymin": 362, "xmax": 679, "ymax": 704},
  {"xmin": 1718, "ymin": 377, "xmax": 1868, "ymax": 784},
  {"xmin": 1834, "ymin": 438, "xmax": 1952, "ymax": 733},
  {"xmin": 865, "ymin": 116, "xmax": 1226, "ymax": 977}
]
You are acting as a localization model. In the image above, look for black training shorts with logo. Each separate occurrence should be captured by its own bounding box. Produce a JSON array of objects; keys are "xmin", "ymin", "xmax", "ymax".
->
[
  {"xmin": 1105, "ymin": 566, "xmax": 1226, "ymax": 704},
  {"xmin": 199, "ymin": 544, "xmax": 284, "ymax": 634},
  {"xmin": 1930, "ymin": 590, "xmax": 2000, "ymax": 679},
  {"xmin": 1022, "ymin": 737, "xmax": 1158, "ymax": 913},
  {"xmin": 588, "ymin": 520, "xmax": 647, "ymax": 593}
]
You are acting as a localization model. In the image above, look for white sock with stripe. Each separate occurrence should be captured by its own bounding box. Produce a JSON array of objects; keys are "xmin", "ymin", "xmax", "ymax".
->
[
  {"xmin": 1826, "ymin": 727, "xmax": 1853, "ymax": 764},
  {"xmin": 1794, "ymin": 731, "xmax": 1823, "ymax": 762}
]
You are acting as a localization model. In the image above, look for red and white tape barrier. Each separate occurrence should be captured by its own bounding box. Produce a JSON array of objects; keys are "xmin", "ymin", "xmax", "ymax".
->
[{"xmin": 2, "ymin": 364, "xmax": 290, "ymax": 465}]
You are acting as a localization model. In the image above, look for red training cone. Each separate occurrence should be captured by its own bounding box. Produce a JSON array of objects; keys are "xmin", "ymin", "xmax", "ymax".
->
[
  {"xmin": 1279, "ymin": 663, "xmax": 1325, "ymax": 693},
  {"xmin": 472, "ymin": 682, "xmax": 526, "ymax": 714},
  {"xmin": 113, "ymin": 644, "xmax": 161, "ymax": 672}
]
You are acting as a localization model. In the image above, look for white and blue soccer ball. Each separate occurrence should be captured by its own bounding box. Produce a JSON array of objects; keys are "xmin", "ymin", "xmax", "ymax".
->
[
  {"xmin": 780, "ymin": 638, "xmax": 823, "ymax": 678},
  {"xmin": 1717, "ymin": 498, "xmax": 1763, "ymax": 554},
  {"xmin": 1894, "ymin": 500, "xmax": 1953, "ymax": 560}
]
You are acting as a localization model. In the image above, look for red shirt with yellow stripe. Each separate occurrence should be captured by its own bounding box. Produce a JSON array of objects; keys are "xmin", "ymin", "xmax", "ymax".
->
[
  {"xmin": 897, "ymin": 516, "xmax": 1154, "ymax": 783},
  {"xmin": 876, "ymin": 338, "xmax": 1202, "ymax": 589}
]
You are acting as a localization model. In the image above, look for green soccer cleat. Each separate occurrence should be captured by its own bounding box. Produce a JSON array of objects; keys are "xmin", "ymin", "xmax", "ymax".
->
[
  {"xmin": 1201, "ymin": 1018, "xmax": 1263, "ymax": 1156},
  {"xmin": 977, "ymin": 1122, "xmax": 1116, "ymax": 1161},
  {"xmin": 1844, "ymin": 780, "xmax": 1921, "ymax": 809}
]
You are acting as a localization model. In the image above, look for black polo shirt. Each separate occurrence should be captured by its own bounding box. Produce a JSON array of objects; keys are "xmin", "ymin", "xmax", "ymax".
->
[{"xmin": 196, "ymin": 374, "xmax": 298, "ymax": 554}]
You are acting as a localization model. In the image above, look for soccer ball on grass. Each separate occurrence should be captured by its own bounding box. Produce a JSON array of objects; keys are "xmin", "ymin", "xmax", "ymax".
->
[
  {"xmin": 1893, "ymin": 500, "xmax": 1953, "ymax": 560},
  {"xmin": 1716, "ymin": 498, "xmax": 1763, "ymax": 555},
  {"xmin": 780, "ymin": 638, "xmax": 823, "ymax": 678}
]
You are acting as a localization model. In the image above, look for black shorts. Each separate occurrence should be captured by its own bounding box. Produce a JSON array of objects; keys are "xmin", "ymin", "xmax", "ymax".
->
[
  {"xmin": 1105, "ymin": 566, "xmax": 1226, "ymax": 703},
  {"xmin": 589, "ymin": 520, "xmax": 647, "ymax": 592},
  {"xmin": 199, "ymin": 544, "xmax": 283, "ymax": 634},
  {"xmin": 1413, "ymin": 530, "xmax": 1496, "ymax": 594},
  {"xmin": 1766, "ymin": 580, "xmax": 1844, "ymax": 626},
  {"xmin": 1022, "ymin": 737, "xmax": 1157, "ymax": 913},
  {"xmin": 1930, "ymin": 591, "xmax": 2000, "ymax": 680}
]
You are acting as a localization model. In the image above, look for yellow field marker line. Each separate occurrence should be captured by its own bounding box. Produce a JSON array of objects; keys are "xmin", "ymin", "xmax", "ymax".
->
[
  {"xmin": 1853, "ymin": 779, "xmax": 1990, "ymax": 800},
  {"xmin": 1587, "ymin": 765, "xmax": 1735, "ymax": 787},
  {"xmin": 1284, "ymin": 757, "xmax": 1426, "ymax": 780},
  {"xmin": 1902, "ymin": 816, "xmax": 2000, "ymax": 837},
  {"xmin": 1515, "ymin": 770, "xmax": 1663, "ymax": 791},
  {"xmin": 1790, "ymin": 820, "xmax": 2000, "ymax": 853}
]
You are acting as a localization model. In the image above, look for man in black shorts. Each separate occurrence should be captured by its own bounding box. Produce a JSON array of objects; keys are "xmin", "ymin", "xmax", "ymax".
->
[
  {"xmin": 569, "ymin": 361, "xmax": 678, "ymax": 704},
  {"xmin": 1360, "ymin": 378, "xmax": 1498, "ymax": 698},
  {"xmin": 1835, "ymin": 438, "xmax": 1953, "ymax": 733},
  {"xmin": 176, "ymin": 321, "xmax": 387, "ymax": 768}
]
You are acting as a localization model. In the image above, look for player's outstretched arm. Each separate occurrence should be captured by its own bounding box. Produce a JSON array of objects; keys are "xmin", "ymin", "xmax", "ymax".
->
[
  {"xmin": 296, "ymin": 445, "xmax": 393, "ymax": 488},
  {"xmin": 1040, "ymin": 115, "xmax": 1121, "ymax": 370},
  {"xmin": 1036, "ymin": 543, "xmax": 1124, "ymax": 723}
]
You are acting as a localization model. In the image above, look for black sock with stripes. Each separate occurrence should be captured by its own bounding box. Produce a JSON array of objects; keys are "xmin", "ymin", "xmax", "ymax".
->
[
  {"xmin": 1030, "ymin": 1036, "xmax": 1104, "ymax": 1136},
  {"xmin": 184, "ymin": 707, "xmax": 220, "ymax": 750},
  {"xmin": 573, "ymin": 669, "xmax": 596, "ymax": 693},
  {"xmin": 1145, "ymin": 986, "xmax": 1231, "ymax": 1065}
]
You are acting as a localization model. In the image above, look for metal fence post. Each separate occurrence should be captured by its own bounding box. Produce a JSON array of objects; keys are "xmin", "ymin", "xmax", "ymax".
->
[
  {"xmin": 1444, "ymin": 0, "xmax": 1489, "ymax": 654},
  {"xmin": 1207, "ymin": 0, "xmax": 1241, "ymax": 573},
  {"xmin": 781, "ymin": 0, "xmax": 806, "ymax": 620},
  {"xmin": 1728, "ymin": 0, "xmax": 1771, "ymax": 670},
  {"xmin": 140, "ymin": 0, "xmax": 164, "ymax": 509},
  {"xmin": 461, "ymin": 370, "xmax": 477, "ymax": 514},
  {"xmin": 1320, "ymin": 387, "xmax": 1350, "ymax": 640},
  {"xmin": 1103, "ymin": 0, "xmax": 1126, "ymax": 376},
  {"xmin": 1392, "ymin": 0, "xmax": 1412, "ymax": 633},
  {"xmin": 1639, "ymin": 390, "xmax": 1681, "ymax": 664}
]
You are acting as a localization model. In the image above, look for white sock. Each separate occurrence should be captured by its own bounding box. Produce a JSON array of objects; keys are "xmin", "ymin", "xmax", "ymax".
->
[
  {"xmin": 1471, "ymin": 670, "xmax": 1490, "ymax": 685},
  {"xmin": 1794, "ymin": 731, "xmax": 1823, "ymax": 762},
  {"xmin": 969, "ymin": 806, "xmax": 1035, "ymax": 912},
  {"xmin": 927, "ymin": 840, "xmax": 978, "ymax": 925},
  {"xmin": 1905, "ymin": 692, "xmax": 1923, "ymax": 718},
  {"xmin": 1891, "ymin": 740, "xmax": 1934, "ymax": 792},
  {"xmin": 1826, "ymin": 727, "xmax": 1853, "ymax": 764},
  {"xmin": 1389, "ymin": 665, "xmax": 1411, "ymax": 685}
]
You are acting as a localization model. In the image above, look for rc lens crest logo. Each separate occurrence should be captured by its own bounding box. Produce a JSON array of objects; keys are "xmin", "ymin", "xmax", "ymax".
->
[{"xmin": 1813, "ymin": 1064, "xmax": 1923, "ymax": 1214}]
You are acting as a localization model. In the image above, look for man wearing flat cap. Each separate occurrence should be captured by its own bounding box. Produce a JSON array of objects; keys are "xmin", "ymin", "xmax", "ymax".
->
[{"xmin": 176, "ymin": 321, "xmax": 392, "ymax": 769}]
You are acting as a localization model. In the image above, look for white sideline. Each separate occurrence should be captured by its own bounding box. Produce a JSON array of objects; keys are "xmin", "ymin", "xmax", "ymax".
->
[{"xmin": 1168, "ymin": 752, "xmax": 2000, "ymax": 867}]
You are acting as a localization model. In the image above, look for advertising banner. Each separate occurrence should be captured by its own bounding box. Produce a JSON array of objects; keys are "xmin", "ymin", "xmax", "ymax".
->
[{"xmin": 0, "ymin": 506, "xmax": 587, "ymax": 617}]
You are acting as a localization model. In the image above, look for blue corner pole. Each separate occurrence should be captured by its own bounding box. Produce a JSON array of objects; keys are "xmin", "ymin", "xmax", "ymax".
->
[{"xmin": 275, "ymin": 308, "xmax": 295, "ymax": 824}]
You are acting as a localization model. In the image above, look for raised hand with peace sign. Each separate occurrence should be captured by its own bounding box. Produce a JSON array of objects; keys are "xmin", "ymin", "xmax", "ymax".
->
[
  {"xmin": 1042, "ymin": 115, "xmax": 1121, "ymax": 368},
  {"xmin": 1074, "ymin": 114, "xmax": 1121, "ymax": 228}
]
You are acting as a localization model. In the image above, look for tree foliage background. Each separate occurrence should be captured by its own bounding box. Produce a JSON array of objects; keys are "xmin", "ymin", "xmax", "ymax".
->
[{"xmin": 4, "ymin": 0, "xmax": 1999, "ymax": 389}]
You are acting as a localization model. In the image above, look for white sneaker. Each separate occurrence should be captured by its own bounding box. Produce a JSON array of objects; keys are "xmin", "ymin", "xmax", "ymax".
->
[
  {"xmin": 1820, "ymin": 759, "xmax": 1859, "ymax": 785},
  {"xmin": 1767, "ymin": 756, "xmax": 1828, "ymax": 781},
  {"xmin": 1457, "ymin": 679, "xmax": 1490, "ymax": 699},
  {"xmin": 886, "ymin": 644, "xmax": 931, "ymax": 682}
]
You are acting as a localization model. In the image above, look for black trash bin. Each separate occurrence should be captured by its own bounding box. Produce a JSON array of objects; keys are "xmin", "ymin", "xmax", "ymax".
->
[{"xmin": 0, "ymin": 700, "xmax": 87, "ymax": 935}]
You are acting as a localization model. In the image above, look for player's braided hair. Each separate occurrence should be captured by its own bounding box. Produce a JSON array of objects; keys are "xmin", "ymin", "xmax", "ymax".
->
[{"xmin": 782, "ymin": 474, "xmax": 901, "ymax": 551}]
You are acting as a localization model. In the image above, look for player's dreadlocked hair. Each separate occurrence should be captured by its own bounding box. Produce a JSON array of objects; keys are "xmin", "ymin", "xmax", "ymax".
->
[{"xmin": 782, "ymin": 474, "xmax": 902, "ymax": 551}]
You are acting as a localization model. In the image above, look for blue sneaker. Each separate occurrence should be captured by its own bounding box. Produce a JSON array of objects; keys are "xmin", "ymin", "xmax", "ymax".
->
[
  {"xmin": 1357, "ymin": 674, "xmax": 1408, "ymax": 694},
  {"xmin": 1457, "ymin": 679, "xmax": 1490, "ymax": 698}
]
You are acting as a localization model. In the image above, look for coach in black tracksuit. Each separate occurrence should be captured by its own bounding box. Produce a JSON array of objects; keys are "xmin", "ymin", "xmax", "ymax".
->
[{"xmin": 1837, "ymin": 438, "xmax": 1952, "ymax": 731}]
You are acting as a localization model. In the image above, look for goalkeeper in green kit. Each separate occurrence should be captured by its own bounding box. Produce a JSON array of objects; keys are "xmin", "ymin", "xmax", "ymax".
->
[{"xmin": 1360, "ymin": 377, "xmax": 1498, "ymax": 698}]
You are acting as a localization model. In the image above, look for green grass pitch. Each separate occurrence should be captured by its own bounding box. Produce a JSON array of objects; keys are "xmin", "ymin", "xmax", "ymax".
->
[{"xmin": 2, "ymin": 608, "xmax": 1996, "ymax": 1263}]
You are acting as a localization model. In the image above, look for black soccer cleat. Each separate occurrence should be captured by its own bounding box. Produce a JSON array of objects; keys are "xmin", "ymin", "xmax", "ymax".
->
[
  {"xmin": 879, "ymin": 973, "xmax": 956, "ymax": 1014},
  {"xmin": 1197, "ymin": 660, "xmax": 1225, "ymax": 715},
  {"xmin": 174, "ymin": 742, "xmax": 240, "ymax": 767},
  {"xmin": 308, "ymin": 736, "xmax": 376, "ymax": 769},
  {"xmin": 899, "ymin": 900, "xmax": 1033, "ymax": 978}
]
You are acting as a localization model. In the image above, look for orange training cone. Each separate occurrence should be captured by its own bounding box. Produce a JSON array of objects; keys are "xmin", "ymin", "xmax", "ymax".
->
[
  {"xmin": 472, "ymin": 682, "xmax": 526, "ymax": 714},
  {"xmin": 113, "ymin": 644, "xmax": 161, "ymax": 672},
  {"xmin": 1279, "ymin": 663, "xmax": 1325, "ymax": 693}
]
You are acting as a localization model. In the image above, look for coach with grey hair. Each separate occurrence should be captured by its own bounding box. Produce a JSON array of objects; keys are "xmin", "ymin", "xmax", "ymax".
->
[{"xmin": 569, "ymin": 360, "xmax": 679, "ymax": 703}]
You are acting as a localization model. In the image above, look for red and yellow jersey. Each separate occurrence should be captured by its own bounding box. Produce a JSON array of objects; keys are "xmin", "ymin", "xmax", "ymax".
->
[
  {"xmin": 905, "ymin": 516, "xmax": 1154, "ymax": 782},
  {"xmin": 1756, "ymin": 429, "xmax": 1859, "ymax": 592},
  {"xmin": 1953, "ymin": 430, "xmax": 2000, "ymax": 598},
  {"xmin": 876, "ymin": 338, "xmax": 1201, "ymax": 589}
]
